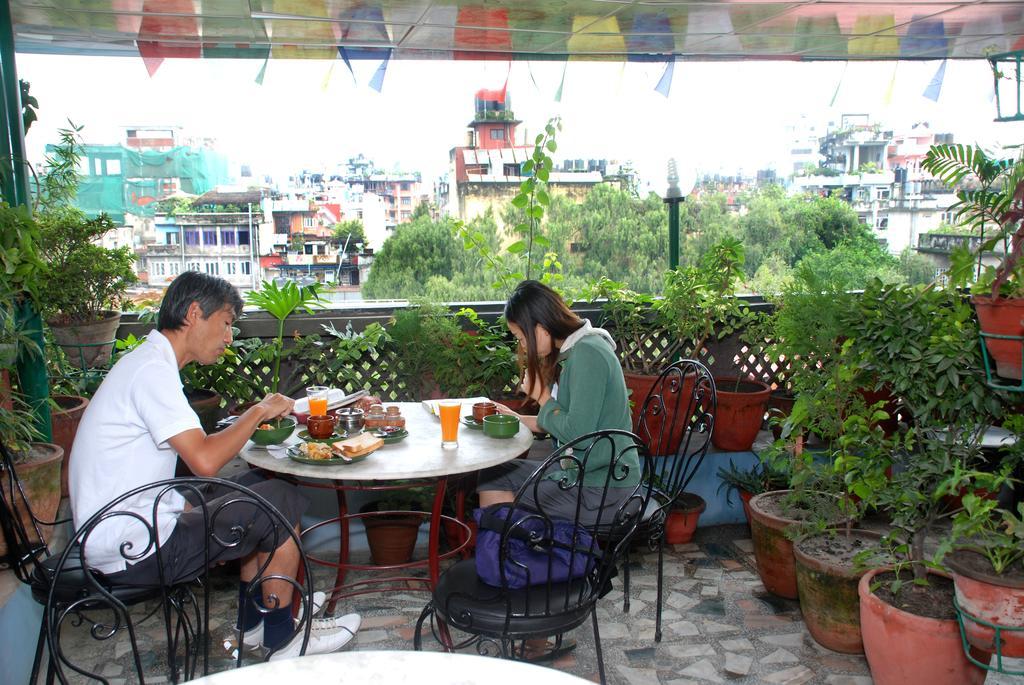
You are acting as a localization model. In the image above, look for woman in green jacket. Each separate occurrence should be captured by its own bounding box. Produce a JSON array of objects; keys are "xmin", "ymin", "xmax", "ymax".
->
[{"xmin": 477, "ymin": 280, "xmax": 641, "ymax": 520}]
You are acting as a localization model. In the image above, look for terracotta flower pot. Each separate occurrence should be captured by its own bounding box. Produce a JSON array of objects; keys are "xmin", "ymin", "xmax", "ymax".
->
[
  {"xmin": 442, "ymin": 516, "xmax": 477, "ymax": 552},
  {"xmin": 794, "ymin": 529, "xmax": 880, "ymax": 654},
  {"xmin": 50, "ymin": 394, "xmax": 88, "ymax": 497},
  {"xmin": 973, "ymin": 295, "xmax": 1024, "ymax": 380},
  {"xmin": 664, "ymin": 493, "xmax": 706, "ymax": 544},
  {"xmin": 748, "ymin": 490, "xmax": 801, "ymax": 599},
  {"xmin": 859, "ymin": 567, "xmax": 990, "ymax": 685},
  {"xmin": 49, "ymin": 310, "xmax": 121, "ymax": 369},
  {"xmin": 0, "ymin": 442, "xmax": 63, "ymax": 557},
  {"xmin": 625, "ymin": 370, "xmax": 697, "ymax": 455},
  {"xmin": 362, "ymin": 513, "xmax": 423, "ymax": 565},
  {"xmin": 948, "ymin": 549, "xmax": 1024, "ymax": 658},
  {"xmin": 711, "ymin": 377, "xmax": 771, "ymax": 452},
  {"xmin": 738, "ymin": 489, "xmax": 754, "ymax": 526}
]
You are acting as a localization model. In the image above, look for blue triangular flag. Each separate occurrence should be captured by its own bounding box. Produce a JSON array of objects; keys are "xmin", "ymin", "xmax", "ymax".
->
[
  {"xmin": 923, "ymin": 60, "xmax": 947, "ymax": 102},
  {"xmin": 655, "ymin": 59, "xmax": 675, "ymax": 97},
  {"xmin": 369, "ymin": 53, "xmax": 390, "ymax": 92}
]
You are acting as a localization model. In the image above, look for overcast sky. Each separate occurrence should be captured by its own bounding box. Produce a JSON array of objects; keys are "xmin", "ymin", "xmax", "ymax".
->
[{"xmin": 15, "ymin": 53, "xmax": 1023, "ymax": 194}]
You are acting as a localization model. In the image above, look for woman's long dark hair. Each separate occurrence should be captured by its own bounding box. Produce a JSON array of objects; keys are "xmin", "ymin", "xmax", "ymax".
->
[{"xmin": 504, "ymin": 280, "xmax": 583, "ymax": 398}]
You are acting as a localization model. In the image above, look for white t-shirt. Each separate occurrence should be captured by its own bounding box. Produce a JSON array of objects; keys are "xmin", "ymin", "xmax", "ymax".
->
[{"xmin": 69, "ymin": 330, "xmax": 201, "ymax": 574}]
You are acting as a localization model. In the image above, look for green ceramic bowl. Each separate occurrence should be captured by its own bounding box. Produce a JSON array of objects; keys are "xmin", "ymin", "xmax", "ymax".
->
[
  {"xmin": 482, "ymin": 414, "xmax": 520, "ymax": 439},
  {"xmin": 250, "ymin": 416, "xmax": 297, "ymax": 446}
]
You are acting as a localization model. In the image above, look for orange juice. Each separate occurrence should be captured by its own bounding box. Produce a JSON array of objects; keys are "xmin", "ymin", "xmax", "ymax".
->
[
  {"xmin": 438, "ymin": 401, "xmax": 461, "ymax": 447},
  {"xmin": 308, "ymin": 396, "xmax": 328, "ymax": 417}
]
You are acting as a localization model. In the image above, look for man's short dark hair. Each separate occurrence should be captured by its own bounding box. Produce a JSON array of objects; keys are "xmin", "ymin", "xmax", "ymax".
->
[{"xmin": 157, "ymin": 271, "xmax": 244, "ymax": 331}]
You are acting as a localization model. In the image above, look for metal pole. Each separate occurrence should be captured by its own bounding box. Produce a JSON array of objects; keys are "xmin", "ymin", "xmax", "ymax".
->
[
  {"xmin": 0, "ymin": 5, "xmax": 50, "ymax": 440},
  {"xmin": 665, "ymin": 197, "xmax": 681, "ymax": 271}
]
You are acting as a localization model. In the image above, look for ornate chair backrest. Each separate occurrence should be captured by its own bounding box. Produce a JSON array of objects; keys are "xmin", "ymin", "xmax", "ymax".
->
[
  {"xmin": 43, "ymin": 477, "xmax": 314, "ymax": 683},
  {"xmin": 634, "ymin": 359, "xmax": 716, "ymax": 518}
]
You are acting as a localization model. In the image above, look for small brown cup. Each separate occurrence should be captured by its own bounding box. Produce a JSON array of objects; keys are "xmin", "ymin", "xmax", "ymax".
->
[
  {"xmin": 306, "ymin": 414, "xmax": 337, "ymax": 439},
  {"xmin": 472, "ymin": 402, "xmax": 498, "ymax": 423}
]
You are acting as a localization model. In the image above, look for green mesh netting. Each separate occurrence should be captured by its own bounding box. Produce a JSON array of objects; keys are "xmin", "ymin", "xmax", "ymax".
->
[{"xmin": 48, "ymin": 143, "xmax": 231, "ymax": 224}]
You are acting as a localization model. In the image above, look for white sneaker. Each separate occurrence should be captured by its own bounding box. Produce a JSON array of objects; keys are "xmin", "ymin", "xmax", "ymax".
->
[
  {"xmin": 268, "ymin": 613, "xmax": 361, "ymax": 661},
  {"xmin": 239, "ymin": 590, "xmax": 328, "ymax": 650}
]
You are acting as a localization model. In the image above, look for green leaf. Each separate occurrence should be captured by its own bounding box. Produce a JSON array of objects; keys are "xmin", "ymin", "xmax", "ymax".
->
[
  {"xmin": 536, "ymin": 190, "xmax": 550, "ymax": 206},
  {"xmin": 507, "ymin": 240, "xmax": 526, "ymax": 254},
  {"xmin": 537, "ymin": 168, "xmax": 550, "ymax": 182},
  {"xmin": 546, "ymin": 140, "xmax": 557, "ymax": 153},
  {"xmin": 511, "ymin": 194, "xmax": 529, "ymax": 208}
]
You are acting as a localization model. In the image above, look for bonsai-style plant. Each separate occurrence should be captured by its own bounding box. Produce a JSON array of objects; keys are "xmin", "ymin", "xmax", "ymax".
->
[
  {"xmin": 34, "ymin": 125, "xmax": 137, "ymax": 369},
  {"xmin": 921, "ymin": 142, "xmax": 1024, "ymax": 382},
  {"xmin": 245, "ymin": 280, "xmax": 324, "ymax": 394}
]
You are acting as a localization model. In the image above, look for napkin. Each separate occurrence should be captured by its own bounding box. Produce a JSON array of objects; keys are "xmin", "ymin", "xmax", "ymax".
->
[
  {"xmin": 293, "ymin": 389, "xmax": 368, "ymax": 415},
  {"xmin": 421, "ymin": 397, "xmax": 491, "ymax": 418}
]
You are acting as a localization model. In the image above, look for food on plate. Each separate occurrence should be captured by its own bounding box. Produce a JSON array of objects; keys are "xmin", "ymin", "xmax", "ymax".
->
[
  {"xmin": 334, "ymin": 432, "xmax": 384, "ymax": 456},
  {"xmin": 257, "ymin": 423, "xmax": 274, "ymax": 430},
  {"xmin": 299, "ymin": 442, "xmax": 334, "ymax": 460}
]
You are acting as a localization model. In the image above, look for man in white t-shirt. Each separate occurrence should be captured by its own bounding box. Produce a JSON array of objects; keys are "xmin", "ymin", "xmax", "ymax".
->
[{"xmin": 69, "ymin": 271, "xmax": 359, "ymax": 660}]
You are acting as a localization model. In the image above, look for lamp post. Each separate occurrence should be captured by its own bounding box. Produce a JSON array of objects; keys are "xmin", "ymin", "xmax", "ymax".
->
[{"xmin": 664, "ymin": 159, "xmax": 695, "ymax": 271}]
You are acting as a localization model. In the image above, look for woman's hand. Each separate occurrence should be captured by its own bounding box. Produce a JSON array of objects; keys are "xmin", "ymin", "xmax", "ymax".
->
[
  {"xmin": 493, "ymin": 402, "xmax": 519, "ymax": 418},
  {"xmin": 495, "ymin": 402, "xmax": 541, "ymax": 433}
]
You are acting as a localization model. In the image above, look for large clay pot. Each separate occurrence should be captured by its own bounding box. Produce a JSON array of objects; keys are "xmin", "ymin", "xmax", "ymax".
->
[
  {"xmin": 625, "ymin": 370, "xmax": 696, "ymax": 455},
  {"xmin": 859, "ymin": 567, "xmax": 990, "ymax": 685},
  {"xmin": 738, "ymin": 489, "xmax": 754, "ymax": 526},
  {"xmin": 187, "ymin": 388, "xmax": 224, "ymax": 434},
  {"xmin": 50, "ymin": 394, "xmax": 88, "ymax": 497},
  {"xmin": 748, "ymin": 490, "xmax": 801, "ymax": 599},
  {"xmin": 49, "ymin": 311, "xmax": 121, "ymax": 369},
  {"xmin": 664, "ymin": 492, "xmax": 706, "ymax": 544},
  {"xmin": 362, "ymin": 513, "xmax": 423, "ymax": 565},
  {"xmin": 947, "ymin": 549, "xmax": 1024, "ymax": 658},
  {"xmin": 973, "ymin": 295, "xmax": 1024, "ymax": 380},
  {"xmin": 0, "ymin": 442, "xmax": 63, "ymax": 557},
  {"xmin": 794, "ymin": 528, "xmax": 880, "ymax": 654},
  {"xmin": 711, "ymin": 377, "xmax": 771, "ymax": 452}
]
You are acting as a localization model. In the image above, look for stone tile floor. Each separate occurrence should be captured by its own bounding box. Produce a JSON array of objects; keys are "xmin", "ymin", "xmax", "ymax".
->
[{"xmin": 47, "ymin": 523, "xmax": 1024, "ymax": 684}]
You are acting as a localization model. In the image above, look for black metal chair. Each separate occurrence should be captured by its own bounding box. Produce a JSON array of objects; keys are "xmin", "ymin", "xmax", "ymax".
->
[
  {"xmin": 628, "ymin": 359, "xmax": 716, "ymax": 642},
  {"xmin": 0, "ymin": 440, "xmax": 315, "ymax": 683},
  {"xmin": 413, "ymin": 429, "xmax": 651, "ymax": 685}
]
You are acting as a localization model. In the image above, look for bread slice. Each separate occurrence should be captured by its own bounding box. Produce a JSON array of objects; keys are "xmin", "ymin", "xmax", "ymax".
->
[{"xmin": 332, "ymin": 432, "xmax": 384, "ymax": 458}]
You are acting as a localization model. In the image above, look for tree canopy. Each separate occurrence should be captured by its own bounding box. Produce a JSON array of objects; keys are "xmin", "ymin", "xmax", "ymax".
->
[{"xmin": 362, "ymin": 182, "xmax": 939, "ymax": 300}]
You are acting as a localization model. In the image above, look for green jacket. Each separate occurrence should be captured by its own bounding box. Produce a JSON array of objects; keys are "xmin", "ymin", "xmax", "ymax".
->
[{"xmin": 537, "ymin": 332, "xmax": 641, "ymax": 488}]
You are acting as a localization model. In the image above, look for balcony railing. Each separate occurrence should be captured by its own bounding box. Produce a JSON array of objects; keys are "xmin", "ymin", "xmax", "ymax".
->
[
  {"xmin": 918, "ymin": 233, "xmax": 1006, "ymax": 255},
  {"xmin": 113, "ymin": 297, "xmax": 782, "ymax": 404}
]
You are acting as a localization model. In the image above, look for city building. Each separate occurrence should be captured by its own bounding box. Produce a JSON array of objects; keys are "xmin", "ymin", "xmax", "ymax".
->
[
  {"xmin": 789, "ymin": 115, "xmax": 957, "ymax": 254},
  {"xmin": 441, "ymin": 88, "xmax": 620, "ymax": 222},
  {"xmin": 143, "ymin": 189, "xmax": 268, "ymax": 290}
]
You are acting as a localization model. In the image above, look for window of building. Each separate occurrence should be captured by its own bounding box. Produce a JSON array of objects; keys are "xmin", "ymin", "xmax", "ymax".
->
[
  {"xmin": 241, "ymin": 261, "xmax": 251, "ymax": 275},
  {"xmin": 170, "ymin": 262, "xmax": 180, "ymax": 275},
  {"xmin": 221, "ymin": 229, "xmax": 236, "ymax": 246},
  {"xmin": 305, "ymin": 244, "xmax": 314, "ymax": 255},
  {"xmin": 503, "ymin": 163, "xmax": 521, "ymax": 176},
  {"xmin": 203, "ymin": 229, "xmax": 217, "ymax": 246},
  {"xmin": 876, "ymin": 217, "xmax": 889, "ymax": 230},
  {"xmin": 165, "ymin": 233, "xmax": 178, "ymax": 245},
  {"xmin": 184, "ymin": 230, "xmax": 199, "ymax": 246},
  {"xmin": 105, "ymin": 158, "xmax": 121, "ymax": 175},
  {"xmin": 238, "ymin": 229, "xmax": 251, "ymax": 246},
  {"xmin": 226, "ymin": 262, "xmax": 237, "ymax": 275},
  {"xmin": 876, "ymin": 187, "xmax": 891, "ymax": 200},
  {"xmin": 401, "ymin": 211, "xmax": 411, "ymax": 220},
  {"xmin": 188, "ymin": 262, "xmax": 201, "ymax": 272},
  {"xmin": 204, "ymin": 262, "xmax": 219, "ymax": 275},
  {"xmin": 401, "ymin": 197, "xmax": 411, "ymax": 205},
  {"xmin": 490, "ymin": 128, "xmax": 505, "ymax": 140},
  {"xmin": 152, "ymin": 262, "xmax": 164, "ymax": 276},
  {"xmin": 400, "ymin": 182, "xmax": 410, "ymax": 191},
  {"xmin": 303, "ymin": 216, "xmax": 316, "ymax": 228}
]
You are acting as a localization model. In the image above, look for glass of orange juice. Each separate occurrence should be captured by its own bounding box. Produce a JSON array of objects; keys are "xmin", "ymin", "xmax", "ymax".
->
[
  {"xmin": 306, "ymin": 386, "xmax": 329, "ymax": 417},
  {"xmin": 438, "ymin": 400, "xmax": 462, "ymax": 449}
]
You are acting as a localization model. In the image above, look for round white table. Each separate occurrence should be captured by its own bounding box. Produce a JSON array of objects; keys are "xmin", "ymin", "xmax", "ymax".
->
[
  {"xmin": 239, "ymin": 401, "xmax": 535, "ymax": 603},
  {"xmin": 189, "ymin": 650, "xmax": 592, "ymax": 684}
]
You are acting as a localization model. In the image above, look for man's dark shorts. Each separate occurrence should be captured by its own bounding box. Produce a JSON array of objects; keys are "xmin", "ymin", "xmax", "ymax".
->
[{"xmin": 105, "ymin": 471, "xmax": 308, "ymax": 586}]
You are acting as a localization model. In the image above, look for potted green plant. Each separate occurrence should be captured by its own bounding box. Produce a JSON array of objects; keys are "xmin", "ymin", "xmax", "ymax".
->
[
  {"xmin": 245, "ymin": 279, "xmax": 324, "ymax": 395},
  {"xmin": 35, "ymin": 126, "xmax": 136, "ymax": 369},
  {"xmin": 284, "ymin": 321, "xmax": 390, "ymax": 398},
  {"xmin": 844, "ymin": 279, "xmax": 1003, "ymax": 684},
  {"xmin": 943, "ymin": 416, "xmax": 1024, "ymax": 661},
  {"xmin": 921, "ymin": 143, "xmax": 1024, "ymax": 382},
  {"xmin": 657, "ymin": 238, "xmax": 766, "ymax": 451},
  {"xmin": 717, "ymin": 458, "xmax": 790, "ymax": 525},
  {"xmin": 0, "ymin": 393, "xmax": 63, "ymax": 558}
]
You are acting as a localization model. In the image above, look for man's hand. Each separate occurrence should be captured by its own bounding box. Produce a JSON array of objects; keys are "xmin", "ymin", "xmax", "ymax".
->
[{"xmin": 257, "ymin": 393, "xmax": 295, "ymax": 421}]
